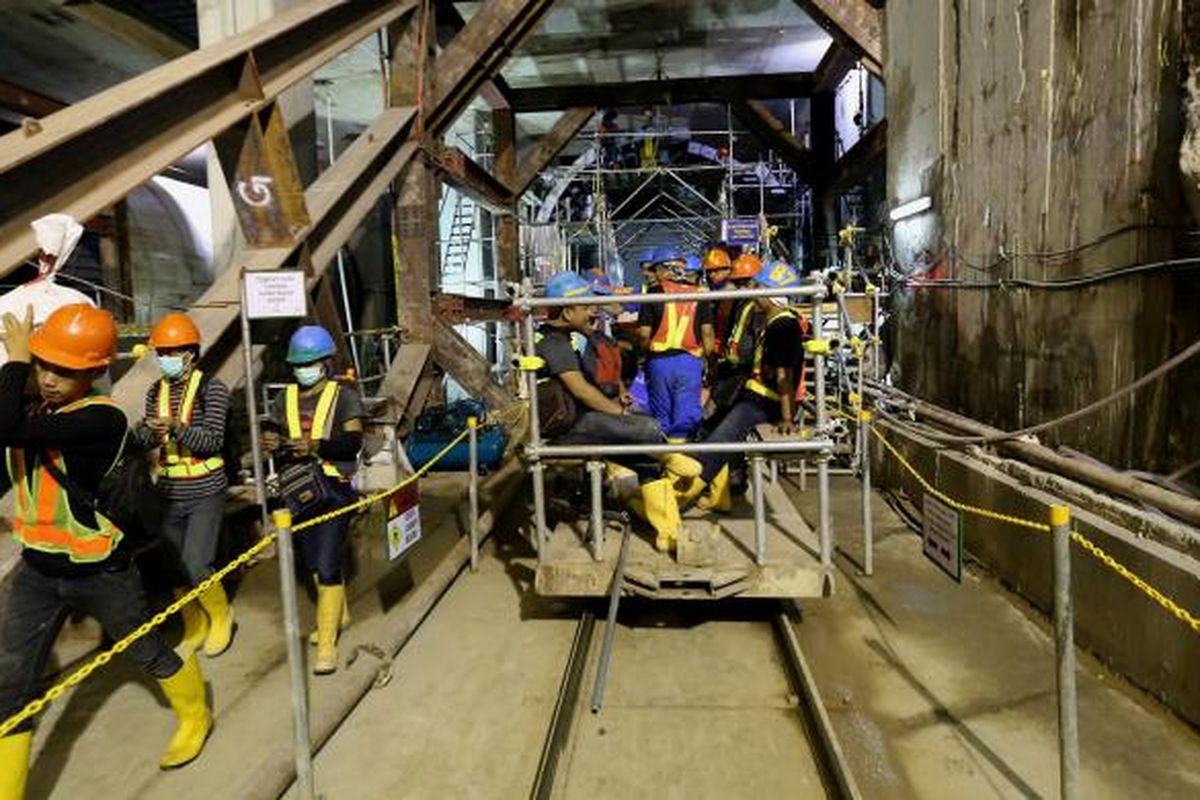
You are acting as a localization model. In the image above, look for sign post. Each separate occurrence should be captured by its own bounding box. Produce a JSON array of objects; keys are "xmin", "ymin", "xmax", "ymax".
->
[{"xmin": 240, "ymin": 268, "xmax": 316, "ymax": 800}]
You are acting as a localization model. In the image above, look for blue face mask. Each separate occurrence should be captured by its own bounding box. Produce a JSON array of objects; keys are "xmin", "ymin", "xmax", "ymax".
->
[
  {"xmin": 294, "ymin": 364, "xmax": 325, "ymax": 388},
  {"xmin": 157, "ymin": 354, "xmax": 187, "ymax": 380}
]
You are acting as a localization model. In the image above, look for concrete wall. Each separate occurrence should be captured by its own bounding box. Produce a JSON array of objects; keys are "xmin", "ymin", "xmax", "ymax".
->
[
  {"xmin": 873, "ymin": 421, "xmax": 1200, "ymax": 729},
  {"xmin": 886, "ymin": 0, "xmax": 1199, "ymax": 473}
]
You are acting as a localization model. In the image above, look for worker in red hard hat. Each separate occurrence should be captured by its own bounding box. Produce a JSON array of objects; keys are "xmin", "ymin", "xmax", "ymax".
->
[
  {"xmin": 133, "ymin": 312, "xmax": 235, "ymax": 661},
  {"xmin": 0, "ymin": 305, "xmax": 213, "ymax": 798}
]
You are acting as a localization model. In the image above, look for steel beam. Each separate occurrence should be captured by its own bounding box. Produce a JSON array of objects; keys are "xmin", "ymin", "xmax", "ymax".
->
[
  {"xmin": 508, "ymin": 74, "xmax": 815, "ymax": 113},
  {"xmin": 794, "ymin": 0, "xmax": 883, "ymax": 74},
  {"xmin": 513, "ymin": 107, "xmax": 595, "ymax": 195},
  {"xmin": 430, "ymin": 0, "xmax": 571, "ymax": 134},
  {"xmin": 493, "ymin": 106, "xmax": 521, "ymax": 282},
  {"xmin": 426, "ymin": 142, "xmax": 516, "ymax": 214},
  {"xmin": 823, "ymin": 120, "xmax": 887, "ymax": 195},
  {"xmin": 0, "ymin": 79, "xmax": 65, "ymax": 120},
  {"xmin": 0, "ymin": 0, "xmax": 419, "ymax": 277},
  {"xmin": 434, "ymin": 293, "xmax": 514, "ymax": 324},
  {"xmin": 732, "ymin": 100, "xmax": 822, "ymax": 185},
  {"xmin": 432, "ymin": 317, "xmax": 514, "ymax": 409},
  {"xmin": 814, "ymin": 42, "xmax": 862, "ymax": 94}
]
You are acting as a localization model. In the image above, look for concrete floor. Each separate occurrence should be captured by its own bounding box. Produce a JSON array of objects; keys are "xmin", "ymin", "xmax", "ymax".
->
[{"xmin": 14, "ymin": 472, "xmax": 1200, "ymax": 799}]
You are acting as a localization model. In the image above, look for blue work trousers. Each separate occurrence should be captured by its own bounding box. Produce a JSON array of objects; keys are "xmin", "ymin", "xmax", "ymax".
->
[
  {"xmin": 295, "ymin": 475, "xmax": 358, "ymax": 586},
  {"xmin": 698, "ymin": 396, "xmax": 773, "ymax": 483},
  {"xmin": 645, "ymin": 352, "xmax": 704, "ymax": 442}
]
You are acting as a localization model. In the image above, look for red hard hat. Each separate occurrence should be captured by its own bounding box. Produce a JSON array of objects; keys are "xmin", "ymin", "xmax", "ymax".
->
[
  {"xmin": 729, "ymin": 253, "xmax": 763, "ymax": 281},
  {"xmin": 703, "ymin": 249, "xmax": 732, "ymax": 271},
  {"xmin": 148, "ymin": 312, "xmax": 201, "ymax": 350},
  {"xmin": 29, "ymin": 304, "xmax": 118, "ymax": 370}
]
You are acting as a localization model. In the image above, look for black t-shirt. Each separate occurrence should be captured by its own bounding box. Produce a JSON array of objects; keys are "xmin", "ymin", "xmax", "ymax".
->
[
  {"xmin": 536, "ymin": 324, "xmax": 587, "ymax": 379},
  {"xmin": 760, "ymin": 311, "xmax": 807, "ymax": 376},
  {"xmin": 637, "ymin": 286, "xmax": 712, "ymax": 358},
  {"xmin": 0, "ymin": 362, "xmax": 128, "ymax": 577}
]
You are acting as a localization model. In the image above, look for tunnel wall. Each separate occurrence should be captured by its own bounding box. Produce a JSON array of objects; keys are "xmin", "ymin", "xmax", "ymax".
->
[{"xmin": 886, "ymin": 0, "xmax": 1200, "ymax": 473}]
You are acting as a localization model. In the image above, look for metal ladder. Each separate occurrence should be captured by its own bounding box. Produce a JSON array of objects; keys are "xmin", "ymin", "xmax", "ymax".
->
[{"xmin": 442, "ymin": 192, "xmax": 476, "ymax": 287}]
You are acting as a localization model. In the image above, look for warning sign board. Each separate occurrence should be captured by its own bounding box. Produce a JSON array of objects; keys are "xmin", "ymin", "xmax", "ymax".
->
[
  {"xmin": 244, "ymin": 270, "xmax": 308, "ymax": 319},
  {"xmin": 721, "ymin": 217, "xmax": 761, "ymax": 247},
  {"xmin": 922, "ymin": 494, "xmax": 962, "ymax": 582},
  {"xmin": 385, "ymin": 482, "xmax": 422, "ymax": 561}
]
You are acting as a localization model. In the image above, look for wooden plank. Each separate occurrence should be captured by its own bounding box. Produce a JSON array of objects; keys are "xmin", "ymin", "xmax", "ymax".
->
[
  {"xmin": 794, "ymin": 0, "xmax": 883, "ymax": 74},
  {"xmin": 492, "ymin": 106, "xmax": 520, "ymax": 282},
  {"xmin": 381, "ymin": 343, "xmax": 432, "ymax": 415},
  {"xmin": 426, "ymin": 142, "xmax": 515, "ymax": 212},
  {"xmin": 431, "ymin": 317, "xmax": 515, "ymax": 410}
]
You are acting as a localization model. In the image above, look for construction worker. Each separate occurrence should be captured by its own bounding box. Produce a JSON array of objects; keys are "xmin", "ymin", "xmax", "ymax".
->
[
  {"xmin": 133, "ymin": 312, "xmax": 235, "ymax": 659},
  {"xmin": 688, "ymin": 260, "xmax": 810, "ymax": 511},
  {"xmin": 579, "ymin": 271, "xmax": 630, "ymax": 403},
  {"xmin": 0, "ymin": 305, "xmax": 212, "ymax": 795},
  {"xmin": 638, "ymin": 251, "xmax": 714, "ymax": 443},
  {"xmin": 535, "ymin": 272, "xmax": 699, "ymax": 551},
  {"xmin": 261, "ymin": 325, "xmax": 363, "ymax": 675},
  {"xmin": 708, "ymin": 251, "xmax": 766, "ymax": 416}
]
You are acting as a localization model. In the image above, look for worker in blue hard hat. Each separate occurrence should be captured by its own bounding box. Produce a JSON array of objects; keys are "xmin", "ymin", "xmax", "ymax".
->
[
  {"xmin": 637, "ymin": 249, "xmax": 714, "ymax": 444},
  {"xmin": 684, "ymin": 259, "xmax": 810, "ymax": 512},
  {"xmin": 261, "ymin": 324, "xmax": 363, "ymax": 675},
  {"xmin": 535, "ymin": 272, "xmax": 701, "ymax": 552}
]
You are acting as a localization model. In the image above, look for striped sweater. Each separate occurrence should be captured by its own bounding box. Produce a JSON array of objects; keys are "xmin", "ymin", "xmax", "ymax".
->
[{"xmin": 133, "ymin": 372, "xmax": 230, "ymax": 501}]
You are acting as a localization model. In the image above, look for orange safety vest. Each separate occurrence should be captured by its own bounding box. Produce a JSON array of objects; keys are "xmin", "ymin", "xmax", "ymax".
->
[
  {"xmin": 285, "ymin": 381, "xmax": 342, "ymax": 477},
  {"xmin": 746, "ymin": 309, "xmax": 810, "ymax": 403},
  {"xmin": 7, "ymin": 397, "xmax": 123, "ymax": 563},
  {"xmin": 157, "ymin": 369, "xmax": 224, "ymax": 480},
  {"xmin": 648, "ymin": 281, "xmax": 704, "ymax": 358}
]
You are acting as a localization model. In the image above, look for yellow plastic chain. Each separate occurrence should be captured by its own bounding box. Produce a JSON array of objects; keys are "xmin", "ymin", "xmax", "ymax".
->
[
  {"xmin": 869, "ymin": 423, "xmax": 1200, "ymax": 638},
  {"xmin": 0, "ymin": 428, "xmax": 470, "ymax": 737}
]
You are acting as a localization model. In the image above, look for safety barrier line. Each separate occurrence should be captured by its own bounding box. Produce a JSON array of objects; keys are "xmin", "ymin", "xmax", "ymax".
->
[
  {"xmin": 0, "ymin": 428, "xmax": 470, "ymax": 738},
  {"xmin": 868, "ymin": 422, "xmax": 1200, "ymax": 639}
]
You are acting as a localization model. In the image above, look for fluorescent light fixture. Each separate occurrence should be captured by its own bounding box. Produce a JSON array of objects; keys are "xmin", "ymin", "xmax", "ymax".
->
[{"xmin": 889, "ymin": 195, "xmax": 933, "ymax": 222}]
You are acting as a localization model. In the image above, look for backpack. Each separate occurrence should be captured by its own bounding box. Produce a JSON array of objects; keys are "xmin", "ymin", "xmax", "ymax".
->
[{"xmin": 41, "ymin": 431, "xmax": 164, "ymax": 546}]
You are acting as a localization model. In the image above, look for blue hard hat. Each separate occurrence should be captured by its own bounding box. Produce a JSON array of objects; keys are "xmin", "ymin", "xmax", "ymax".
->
[
  {"xmin": 682, "ymin": 255, "xmax": 703, "ymax": 274},
  {"xmin": 287, "ymin": 325, "xmax": 336, "ymax": 364},
  {"xmin": 649, "ymin": 246, "xmax": 685, "ymax": 266},
  {"xmin": 545, "ymin": 272, "xmax": 593, "ymax": 299},
  {"xmin": 756, "ymin": 259, "xmax": 801, "ymax": 289},
  {"xmin": 587, "ymin": 269, "xmax": 614, "ymax": 295}
]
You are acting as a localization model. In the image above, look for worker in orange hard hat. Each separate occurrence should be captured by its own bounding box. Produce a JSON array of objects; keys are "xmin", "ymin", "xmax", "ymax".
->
[
  {"xmin": 133, "ymin": 312, "xmax": 236, "ymax": 662},
  {"xmin": 0, "ymin": 305, "xmax": 212, "ymax": 798}
]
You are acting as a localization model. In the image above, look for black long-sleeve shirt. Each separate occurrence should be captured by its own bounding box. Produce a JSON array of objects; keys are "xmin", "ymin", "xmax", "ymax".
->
[{"xmin": 0, "ymin": 362, "xmax": 128, "ymax": 576}]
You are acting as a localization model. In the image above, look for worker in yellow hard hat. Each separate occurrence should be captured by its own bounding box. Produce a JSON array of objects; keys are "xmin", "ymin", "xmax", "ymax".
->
[
  {"xmin": 133, "ymin": 312, "xmax": 236, "ymax": 661},
  {"xmin": 0, "ymin": 305, "xmax": 213, "ymax": 799}
]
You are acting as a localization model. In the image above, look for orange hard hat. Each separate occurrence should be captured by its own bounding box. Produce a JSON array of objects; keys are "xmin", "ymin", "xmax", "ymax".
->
[
  {"xmin": 148, "ymin": 312, "xmax": 201, "ymax": 350},
  {"xmin": 29, "ymin": 304, "xmax": 118, "ymax": 370},
  {"xmin": 703, "ymin": 249, "xmax": 732, "ymax": 271},
  {"xmin": 729, "ymin": 252, "xmax": 763, "ymax": 281}
]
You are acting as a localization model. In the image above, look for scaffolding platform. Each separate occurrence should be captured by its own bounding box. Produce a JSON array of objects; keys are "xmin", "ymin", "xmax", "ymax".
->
[{"xmin": 534, "ymin": 479, "xmax": 830, "ymax": 600}]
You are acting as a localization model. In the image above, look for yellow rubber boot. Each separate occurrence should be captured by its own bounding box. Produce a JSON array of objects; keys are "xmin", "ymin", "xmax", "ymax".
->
[
  {"xmin": 197, "ymin": 581, "xmax": 235, "ymax": 658},
  {"xmin": 630, "ymin": 478, "xmax": 683, "ymax": 552},
  {"xmin": 676, "ymin": 476, "xmax": 708, "ymax": 509},
  {"xmin": 0, "ymin": 732, "xmax": 31, "ymax": 800},
  {"xmin": 655, "ymin": 452, "xmax": 702, "ymax": 480},
  {"xmin": 314, "ymin": 584, "xmax": 345, "ymax": 675},
  {"xmin": 696, "ymin": 465, "xmax": 733, "ymax": 513},
  {"xmin": 157, "ymin": 655, "xmax": 213, "ymax": 769},
  {"xmin": 603, "ymin": 461, "xmax": 639, "ymax": 501},
  {"xmin": 308, "ymin": 591, "xmax": 350, "ymax": 646},
  {"xmin": 174, "ymin": 590, "xmax": 209, "ymax": 658}
]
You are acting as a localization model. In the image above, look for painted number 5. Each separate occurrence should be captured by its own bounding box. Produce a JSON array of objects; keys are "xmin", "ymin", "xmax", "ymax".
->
[{"xmin": 237, "ymin": 175, "xmax": 274, "ymax": 208}]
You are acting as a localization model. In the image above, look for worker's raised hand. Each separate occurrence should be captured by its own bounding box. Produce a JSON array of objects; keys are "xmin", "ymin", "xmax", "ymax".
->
[
  {"xmin": 0, "ymin": 305, "xmax": 34, "ymax": 363},
  {"xmin": 260, "ymin": 430, "xmax": 280, "ymax": 454},
  {"xmin": 146, "ymin": 417, "xmax": 170, "ymax": 439}
]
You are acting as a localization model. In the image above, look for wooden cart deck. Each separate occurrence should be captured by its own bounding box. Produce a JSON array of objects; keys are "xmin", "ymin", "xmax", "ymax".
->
[{"xmin": 534, "ymin": 479, "xmax": 832, "ymax": 600}]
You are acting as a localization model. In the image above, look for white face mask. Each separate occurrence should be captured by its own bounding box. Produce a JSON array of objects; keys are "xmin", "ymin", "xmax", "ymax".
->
[
  {"xmin": 157, "ymin": 354, "xmax": 188, "ymax": 379},
  {"xmin": 768, "ymin": 296, "xmax": 789, "ymax": 309},
  {"xmin": 293, "ymin": 364, "xmax": 325, "ymax": 387}
]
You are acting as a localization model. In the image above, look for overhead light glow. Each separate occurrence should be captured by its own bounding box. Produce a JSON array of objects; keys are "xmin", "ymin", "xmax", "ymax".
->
[{"xmin": 889, "ymin": 196, "xmax": 933, "ymax": 222}]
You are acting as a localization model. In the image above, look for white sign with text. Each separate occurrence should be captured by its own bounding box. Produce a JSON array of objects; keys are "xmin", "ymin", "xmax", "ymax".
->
[{"xmin": 244, "ymin": 270, "xmax": 307, "ymax": 319}]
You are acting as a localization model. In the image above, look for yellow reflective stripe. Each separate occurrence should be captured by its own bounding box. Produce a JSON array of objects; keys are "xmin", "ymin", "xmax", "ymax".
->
[
  {"xmin": 745, "ymin": 379, "xmax": 779, "ymax": 401},
  {"xmin": 650, "ymin": 302, "xmax": 702, "ymax": 356},
  {"xmin": 311, "ymin": 382, "xmax": 340, "ymax": 442},
  {"xmin": 285, "ymin": 384, "xmax": 302, "ymax": 439},
  {"xmin": 725, "ymin": 302, "xmax": 756, "ymax": 365},
  {"xmin": 179, "ymin": 370, "xmax": 203, "ymax": 425}
]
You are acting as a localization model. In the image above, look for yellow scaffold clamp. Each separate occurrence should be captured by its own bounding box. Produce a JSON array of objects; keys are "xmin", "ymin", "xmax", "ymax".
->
[
  {"xmin": 805, "ymin": 339, "xmax": 831, "ymax": 355},
  {"xmin": 848, "ymin": 391, "xmax": 862, "ymax": 410},
  {"xmin": 849, "ymin": 336, "xmax": 865, "ymax": 358},
  {"xmin": 467, "ymin": 416, "xmax": 478, "ymax": 430},
  {"xmin": 859, "ymin": 409, "xmax": 874, "ymax": 423},
  {"xmin": 517, "ymin": 355, "xmax": 545, "ymax": 371},
  {"xmin": 831, "ymin": 279, "xmax": 846, "ymax": 296},
  {"xmin": 838, "ymin": 225, "xmax": 865, "ymax": 246},
  {"xmin": 865, "ymin": 282, "xmax": 877, "ymax": 295}
]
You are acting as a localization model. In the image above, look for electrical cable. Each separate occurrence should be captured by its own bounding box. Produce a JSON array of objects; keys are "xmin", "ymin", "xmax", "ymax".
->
[
  {"xmin": 902, "ymin": 255, "xmax": 1200, "ymax": 291},
  {"xmin": 867, "ymin": 334, "xmax": 1200, "ymax": 448}
]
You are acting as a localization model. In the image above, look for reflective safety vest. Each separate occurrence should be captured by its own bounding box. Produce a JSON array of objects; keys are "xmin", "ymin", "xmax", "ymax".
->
[
  {"xmin": 285, "ymin": 381, "xmax": 342, "ymax": 477},
  {"xmin": 647, "ymin": 281, "xmax": 703, "ymax": 358},
  {"xmin": 7, "ymin": 397, "xmax": 123, "ymax": 563},
  {"xmin": 158, "ymin": 369, "xmax": 224, "ymax": 480},
  {"xmin": 745, "ymin": 309, "xmax": 810, "ymax": 403},
  {"xmin": 724, "ymin": 300, "xmax": 760, "ymax": 367}
]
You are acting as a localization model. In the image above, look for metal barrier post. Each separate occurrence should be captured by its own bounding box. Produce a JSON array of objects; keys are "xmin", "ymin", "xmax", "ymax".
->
[
  {"xmin": 860, "ymin": 411, "xmax": 874, "ymax": 577},
  {"xmin": 271, "ymin": 509, "xmax": 317, "ymax": 800},
  {"xmin": 870, "ymin": 287, "xmax": 881, "ymax": 381},
  {"xmin": 522, "ymin": 289, "xmax": 548, "ymax": 553},
  {"xmin": 1051, "ymin": 505, "xmax": 1080, "ymax": 800},
  {"xmin": 812, "ymin": 292, "xmax": 833, "ymax": 572},
  {"xmin": 238, "ymin": 273, "xmax": 269, "ymax": 530},
  {"xmin": 588, "ymin": 460, "xmax": 605, "ymax": 560},
  {"xmin": 751, "ymin": 453, "xmax": 767, "ymax": 565},
  {"xmin": 468, "ymin": 417, "xmax": 480, "ymax": 572}
]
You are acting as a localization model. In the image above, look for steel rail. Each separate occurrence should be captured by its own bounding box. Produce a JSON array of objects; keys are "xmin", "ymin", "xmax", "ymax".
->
[{"xmin": 530, "ymin": 612, "xmax": 596, "ymax": 800}]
